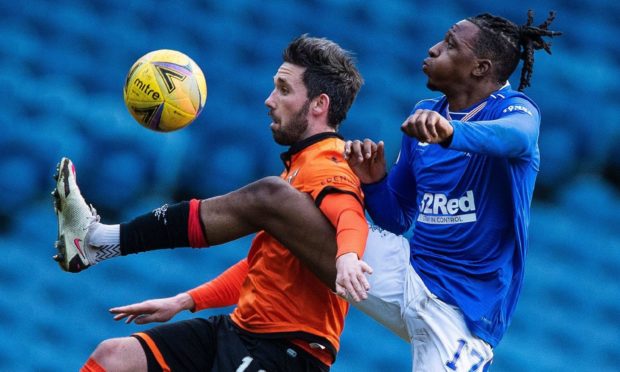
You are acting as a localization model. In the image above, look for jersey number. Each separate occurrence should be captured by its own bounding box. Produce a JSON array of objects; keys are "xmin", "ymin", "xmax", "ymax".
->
[
  {"xmin": 445, "ymin": 339, "xmax": 487, "ymax": 372},
  {"xmin": 236, "ymin": 356, "xmax": 266, "ymax": 372}
]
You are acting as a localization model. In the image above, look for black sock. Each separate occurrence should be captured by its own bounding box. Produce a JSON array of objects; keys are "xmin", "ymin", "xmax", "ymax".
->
[{"xmin": 120, "ymin": 201, "xmax": 190, "ymax": 255}]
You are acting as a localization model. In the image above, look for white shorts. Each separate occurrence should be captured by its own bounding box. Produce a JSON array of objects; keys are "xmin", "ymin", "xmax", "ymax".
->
[{"xmin": 352, "ymin": 226, "xmax": 494, "ymax": 372}]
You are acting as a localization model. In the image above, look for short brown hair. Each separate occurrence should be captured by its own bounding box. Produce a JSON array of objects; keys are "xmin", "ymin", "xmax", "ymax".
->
[{"xmin": 283, "ymin": 35, "xmax": 363, "ymax": 128}]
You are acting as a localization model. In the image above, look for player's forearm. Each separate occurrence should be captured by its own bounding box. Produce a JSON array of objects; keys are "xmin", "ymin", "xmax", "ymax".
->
[
  {"xmin": 173, "ymin": 292, "xmax": 196, "ymax": 312},
  {"xmin": 318, "ymin": 193, "xmax": 368, "ymax": 258},
  {"xmin": 361, "ymin": 135, "xmax": 418, "ymax": 233},
  {"xmin": 363, "ymin": 177, "xmax": 415, "ymax": 234},
  {"xmin": 187, "ymin": 259, "xmax": 249, "ymax": 312},
  {"xmin": 334, "ymin": 209, "xmax": 368, "ymax": 258},
  {"xmin": 449, "ymin": 113, "xmax": 539, "ymax": 158}
]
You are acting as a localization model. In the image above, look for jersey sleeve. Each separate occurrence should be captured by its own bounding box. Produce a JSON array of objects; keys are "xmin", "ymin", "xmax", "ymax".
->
[
  {"xmin": 319, "ymin": 193, "xmax": 368, "ymax": 258},
  {"xmin": 449, "ymin": 97, "xmax": 540, "ymax": 159},
  {"xmin": 305, "ymin": 161, "xmax": 363, "ymax": 206},
  {"xmin": 298, "ymin": 151, "xmax": 368, "ymax": 258},
  {"xmin": 187, "ymin": 258, "xmax": 249, "ymax": 312},
  {"xmin": 363, "ymin": 133, "xmax": 419, "ymax": 234}
]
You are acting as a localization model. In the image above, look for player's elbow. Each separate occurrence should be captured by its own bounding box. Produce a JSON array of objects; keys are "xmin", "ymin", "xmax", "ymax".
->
[
  {"xmin": 371, "ymin": 216, "xmax": 411, "ymax": 235},
  {"xmin": 505, "ymin": 129, "xmax": 536, "ymax": 158},
  {"xmin": 387, "ymin": 222, "xmax": 410, "ymax": 235},
  {"xmin": 483, "ymin": 124, "xmax": 535, "ymax": 158}
]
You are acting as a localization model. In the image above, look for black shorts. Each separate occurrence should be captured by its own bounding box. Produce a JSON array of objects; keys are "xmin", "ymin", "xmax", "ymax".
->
[{"xmin": 132, "ymin": 315, "xmax": 330, "ymax": 372}]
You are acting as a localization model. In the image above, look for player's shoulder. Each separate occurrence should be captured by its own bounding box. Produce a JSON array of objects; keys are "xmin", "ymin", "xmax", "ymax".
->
[
  {"xmin": 488, "ymin": 84, "xmax": 540, "ymax": 116},
  {"xmin": 302, "ymin": 144, "xmax": 360, "ymax": 183},
  {"xmin": 306, "ymin": 147, "xmax": 353, "ymax": 175},
  {"xmin": 298, "ymin": 136, "xmax": 344, "ymax": 163},
  {"xmin": 413, "ymin": 96, "xmax": 445, "ymax": 112},
  {"xmin": 303, "ymin": 137, "xmax": 346, "ymax": 162}
]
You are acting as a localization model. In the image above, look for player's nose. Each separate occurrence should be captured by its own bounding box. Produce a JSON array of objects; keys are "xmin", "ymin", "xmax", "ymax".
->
[
  {"xmin": 428, "ymin": 41, "xmax": 441, "ymax": 57},
  {"xmin": 265, "ymin": 89, "xmax": 276, "ymax": 109}
]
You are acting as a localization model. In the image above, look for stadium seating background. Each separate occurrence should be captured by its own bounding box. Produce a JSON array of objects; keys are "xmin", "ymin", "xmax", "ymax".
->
[{"xmin": 1, "ymin": 0, "xmax": 619, "ymax": 370}]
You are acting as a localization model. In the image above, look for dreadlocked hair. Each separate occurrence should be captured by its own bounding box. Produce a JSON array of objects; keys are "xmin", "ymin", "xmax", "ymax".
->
[{"xmin": 467, "ymin": 10, "xmax": 562, "ymax": 91}]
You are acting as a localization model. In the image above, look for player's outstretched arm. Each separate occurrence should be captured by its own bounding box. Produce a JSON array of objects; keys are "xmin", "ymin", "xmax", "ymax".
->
[{"xmin": 111, "ymin": 259, "xmax": 249, "ymax": 325}]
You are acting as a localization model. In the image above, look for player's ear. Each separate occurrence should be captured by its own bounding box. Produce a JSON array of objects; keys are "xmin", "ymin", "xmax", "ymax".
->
[
  {"xmin": 312, "ymin": 93, "xmax": 330, "ymax": 115},
  {"xmin": 472, "ymin": 58, "xmax": 492, "ymax": 78}
]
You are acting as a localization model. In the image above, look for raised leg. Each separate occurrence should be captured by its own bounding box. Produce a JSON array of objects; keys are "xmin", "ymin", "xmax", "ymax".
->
[{"xmin": 200, "ymin": 176, "xmax": 338, "ymax": 289}]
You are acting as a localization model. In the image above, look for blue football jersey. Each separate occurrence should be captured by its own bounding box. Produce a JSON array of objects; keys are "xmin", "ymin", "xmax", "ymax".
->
[{"xmin": 363, "ymin": 83, "xmax": 540, "ymax": 346}]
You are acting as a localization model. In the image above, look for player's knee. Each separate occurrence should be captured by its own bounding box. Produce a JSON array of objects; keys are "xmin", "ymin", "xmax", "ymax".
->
[
  {"xmin": 255, "ymin": 176, "xmax": 291, "ymax": 194},
  {"xmin": 91, "ymin": 337, "xmax": 133, "ymax": 368},
  {"xmin": 246, "ymin": 176, "xmax": 299, "ymax": 211}
]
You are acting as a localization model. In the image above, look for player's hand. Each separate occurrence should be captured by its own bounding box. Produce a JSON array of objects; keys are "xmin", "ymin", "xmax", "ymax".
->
[
  {"xmin": 344, "ymin": 139, "xmax": 386, "ymax": 184},
  {"xmin": 335, "ymin": 252, "xmax": 373, "ymax": 302},
  {"xmin": 401, "ymin": 109, "xmax": 454, "ymax": 144},
  {"xmin": 109, "ymin": 293, "xmax": 195, "ymax": 325}
]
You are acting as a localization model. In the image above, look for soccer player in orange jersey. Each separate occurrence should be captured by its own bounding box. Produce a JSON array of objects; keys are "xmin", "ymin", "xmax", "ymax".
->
[{"xmin": 54, "ymin": 35, "xmax": 369, "ymax": 371}]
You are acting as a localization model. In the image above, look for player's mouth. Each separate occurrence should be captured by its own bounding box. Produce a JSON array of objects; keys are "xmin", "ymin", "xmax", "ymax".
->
[
  {"xmin": 269, "ymin": 111, "xmax": 281, "ymax": 127},
  {"xmin": 422, "ymin": 59, "xmax": 431, "ymax": 73}
]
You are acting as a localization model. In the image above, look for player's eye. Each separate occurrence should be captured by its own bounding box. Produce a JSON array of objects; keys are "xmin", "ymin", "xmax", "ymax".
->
[{"xmin": 445, "ymin": 34, "xmax": 455, "ymax": 49}]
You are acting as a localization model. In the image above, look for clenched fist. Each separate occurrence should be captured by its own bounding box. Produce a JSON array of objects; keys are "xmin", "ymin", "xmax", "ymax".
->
[{"xmin": 401, "ymin": 109, "xmax": 454, "ymax": 144}]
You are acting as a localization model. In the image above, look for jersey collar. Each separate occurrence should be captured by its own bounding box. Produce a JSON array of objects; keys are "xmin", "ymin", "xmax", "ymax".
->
[
  {"xmin": 280, "ymin": 132, "xmax": 343, "ymax": 170},
  {"xmin": 445, "ymin": 82, "xmax": 512, "ymax": 122}
]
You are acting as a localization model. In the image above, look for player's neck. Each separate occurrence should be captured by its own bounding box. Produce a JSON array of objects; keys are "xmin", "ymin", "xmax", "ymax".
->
[
  {"xmin": 300, "ymin": 123, "xmax": 336, "ymax": 141},
  {"xmin": 446, "ymin": 81, "xmax": 503, "ymax": 111}
]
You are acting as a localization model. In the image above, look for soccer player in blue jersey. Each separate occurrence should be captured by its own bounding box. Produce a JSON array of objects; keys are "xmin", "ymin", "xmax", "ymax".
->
[{"xmin": 340, "ymin": 10, "xmax": 561, "ymax": 370}]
